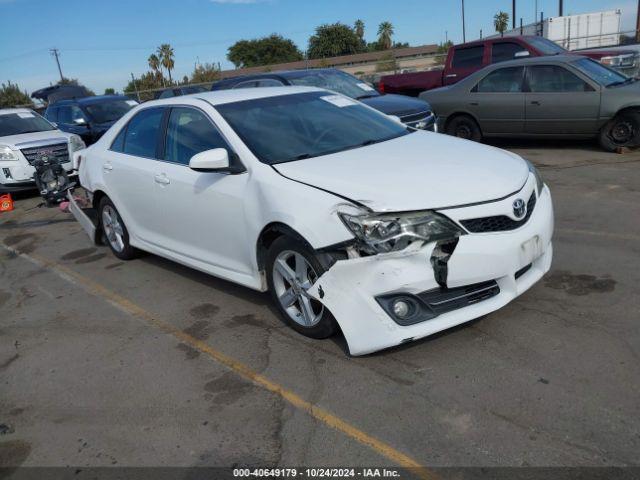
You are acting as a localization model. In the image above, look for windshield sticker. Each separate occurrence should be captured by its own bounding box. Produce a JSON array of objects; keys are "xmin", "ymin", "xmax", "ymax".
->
[
  {"xmin": 321, "ymin": 95, "xmax": 356, "ymax": 108},
  {"xmin": 357, "ymin": 82, "xmax": 375, "ymax": 91},
  {"xmin": 126, "ymin": 100, "xmax": 139, "ymax": 106},
  {"xmin": 17, "ymin": 112, "xmax": 35, "ymax": 119}
]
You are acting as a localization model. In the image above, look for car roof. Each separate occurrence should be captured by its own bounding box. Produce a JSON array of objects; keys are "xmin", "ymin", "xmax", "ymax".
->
[
  {"xmin": 0, "ymin": 107, "xmax": 34, "ymax": 116},
  {"xmin": 216, "ymin": 68, "xmax": 341, "ymax": 84},
  {"xmin": 147, "ymin": 86, "xmax": 324, "ymax": 107},
  {"xmin": 52, "ymin": 95, "xmax": 130, "ymax": 106}
]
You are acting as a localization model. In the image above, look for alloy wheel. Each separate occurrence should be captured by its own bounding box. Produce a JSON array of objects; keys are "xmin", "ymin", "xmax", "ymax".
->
[
  {"xmin": 272, "ymin": 250, "xmax": 324, "ymax": 327},
  {"xmin": 102, "ymin": 205, "xmax": 125, "ymax": 253}
]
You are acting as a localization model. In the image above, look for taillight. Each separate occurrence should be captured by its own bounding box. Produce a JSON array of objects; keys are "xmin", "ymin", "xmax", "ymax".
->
[{"xmin": 378, "ymin": 81, "xmax": 385, "ymax": 93}]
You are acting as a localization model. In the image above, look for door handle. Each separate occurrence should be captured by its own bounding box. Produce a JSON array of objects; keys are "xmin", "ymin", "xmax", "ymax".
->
[
  {"xmin": 530, "ymin": 100, "xmax": 541, "ymax": 106},
  {"xmin": 103, "ymin": 162, "xmax": 113, "ymax": 172},
  {"xmin": 470, "ymin": 102, "xmax": 479, "ymax": 106},
  {"xmin": 445, "ymin": 74, "xmax": 457, "ymax": 78},
  {"xmin": 154, "ymin": 174, "xmax": 170, "ymax": 185}
]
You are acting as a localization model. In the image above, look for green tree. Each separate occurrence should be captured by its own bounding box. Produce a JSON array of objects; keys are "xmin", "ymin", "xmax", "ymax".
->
[
  {"xmin": 376, "ymin": 52, "xmax": 398, "ymax": 72},
  {"xmin": 307, "ymin": 23, "xmax": 365, "ymax": 59},
  {"xmin": 148, "ymin": 53, "xmax": 162, "ymax": 82},
  {"xmin": 435, "ymin": 40, "xmax": 453, "ymax": 65},
  {"xmin": 354, "ymin": 19, "xmax": 365, "ymax": 40},
  {"xmin": 0, "ymin": 81, "xmax": 33, "ymax": 108},
  {"xmin": 377, "ymin": 21, "xmax": 394, "ymax": 50},
  {"xmin": 227, "ymin": 34, "xmax": 302, "ymax": 68},
  {"xmin": 123, "ymin": 71, "xmax": 164, "ymax": 102},
  {"xmin": 191, "ymin": 62, "xmax": 221, "ymax": 83},
  {"xmin": 104, "ymin": 88, "xmax": 115, "ymax": 95},
  {"xmin": 157, "ymin": 44, "xmax": 175, "ymax": 83},
  {"xmin": 494, "ymin": 11, "xmax": 510, "ymax": 37}
]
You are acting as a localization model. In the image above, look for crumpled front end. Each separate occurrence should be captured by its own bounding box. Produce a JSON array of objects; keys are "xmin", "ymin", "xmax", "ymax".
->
[{"xmin": 308, "ymin": 177, "xmax": 554, "ymax": 356}]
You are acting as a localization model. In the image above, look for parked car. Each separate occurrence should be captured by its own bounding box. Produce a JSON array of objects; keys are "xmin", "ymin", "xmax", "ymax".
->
[
  {"xmin": 44, "ymin": 95, "xmax": 138, "ymax": 145},
  {"xmin": 70, "ymin": 87, "xmax": 553, "ymax": 355},
  {"xmin": 153, "ymin": 85, "xmax": 209, "ymax": 99},
  {"xmin": 0, "ymin": 108, "xmax": 85, "ymax": 193},
  {"xmin": 212, "ymin": 68, "xmax": 436, "ymax": 130},
  {"xmin": 379, "ymin": 36, "xmax": 640, "ymax": 97},
  {"xmin": 419, "ymin": 55, "xmax": 640, "ymax": 152}
]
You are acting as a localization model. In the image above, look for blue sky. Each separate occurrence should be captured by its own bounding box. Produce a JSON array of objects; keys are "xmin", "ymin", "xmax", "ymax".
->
[{"xmin": 0, "ymin": 0, "xmax": 635, "ymax": 95}]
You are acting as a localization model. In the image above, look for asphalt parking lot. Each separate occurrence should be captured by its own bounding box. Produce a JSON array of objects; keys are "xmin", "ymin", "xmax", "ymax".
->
[{"xmin": 1, "ymin": 139, "xmax": 639, "ymax": 476}]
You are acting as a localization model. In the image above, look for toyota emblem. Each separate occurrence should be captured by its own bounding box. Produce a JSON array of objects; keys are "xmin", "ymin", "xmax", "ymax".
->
[{"xmin": 512, "ymin": 198, "xmax": 526, "ymax": 218}]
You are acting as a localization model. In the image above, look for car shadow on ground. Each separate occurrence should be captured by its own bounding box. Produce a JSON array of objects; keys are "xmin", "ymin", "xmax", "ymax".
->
[{"xmin": 483, "ymin": 137, "xmax": 602, "ymax": 152}]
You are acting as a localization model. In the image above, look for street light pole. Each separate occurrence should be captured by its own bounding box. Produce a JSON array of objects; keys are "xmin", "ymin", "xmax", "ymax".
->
[
  {"xmin": 461, "ymin": 0, "xmax": 466, "ymax": 43},
  {"xmin": 513, "ymin": 0, "xmax": 516, "ymax": 29}
]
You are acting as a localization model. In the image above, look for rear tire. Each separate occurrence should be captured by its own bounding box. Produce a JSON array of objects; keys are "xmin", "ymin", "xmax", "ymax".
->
[
  {"xmin": 98, "ymin": 196, "xmax": 138, "ymax": 260},
  {"xmin": 266, "ymin": 236, "xmax": 338, "ymax": 339},
  {"xmin": 599, "ymin": 110, "xmax": 640, "ymax": 152},
  {"xmin": 446, "ymin": 114, "xmax": 482, "ymax": 142}
]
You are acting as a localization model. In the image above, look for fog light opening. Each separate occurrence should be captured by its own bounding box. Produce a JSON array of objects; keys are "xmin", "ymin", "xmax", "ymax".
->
[{"xmin": 393, "ymin": 299, "xmax": 410, "ymax": 318}]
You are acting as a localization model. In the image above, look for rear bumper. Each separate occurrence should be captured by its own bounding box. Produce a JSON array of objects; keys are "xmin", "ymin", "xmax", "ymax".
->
[
  {"xmin": 67, "ymin": 190, "xmax": 99, "ymax": 244},
  {"xmin": 308, "ymin": 185, "xmax": 554, "ymax": 356}
]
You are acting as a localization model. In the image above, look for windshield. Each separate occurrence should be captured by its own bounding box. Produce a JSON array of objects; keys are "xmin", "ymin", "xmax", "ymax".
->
[
  {"xmin": 286, "ymin": 70, "xmax": 380, "ymax": 100},
  {"xmin": 0, "ymin": 111, "xmax": 55, "ymax": 137},
  {"xmin": 84, "ymin": 99, "xmax": 137, "ymax": 123},
  {"xmin": 216, "ymin": 91, "xmax": 411, "ymax": 165},
  {"xmin": 527, "ymin": 37, "xmax": 566, "ymax": 55},
  {"xmin": 572, "ymin": 57, "xmax": 629, "ymax": 87}
]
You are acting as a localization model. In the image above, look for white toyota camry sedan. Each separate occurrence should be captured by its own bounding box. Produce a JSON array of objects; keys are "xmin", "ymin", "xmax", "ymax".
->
[{"xmin": 71, "ymin": 86, "xmax": 553, "ymax": 356}]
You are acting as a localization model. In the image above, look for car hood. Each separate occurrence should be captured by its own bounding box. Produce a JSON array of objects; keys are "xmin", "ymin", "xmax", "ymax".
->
[
  {"xmin": 1, "ymin": 130, "xmax": 71, "ymax": 149},
  {"xmin": 360, "ymin": 94, "xmax": 432, "ymax": 116},
  {"xmin": 274, "ymin": 131, "xmax": 529, "ymax": 212}
]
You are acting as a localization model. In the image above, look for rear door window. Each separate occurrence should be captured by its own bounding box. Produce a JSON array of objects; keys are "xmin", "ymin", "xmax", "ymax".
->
[
  {"xmin": 452, "ymin": 46, "xmax": 484, "ymax": 68},
  {"xmin": 123, "ymin": 108, "xmax": 164, "ymax": 158},
  {"xmin": 491, "ymin": 42, "xmax": 525, "ymax": 63},
  {"xmin": 476, "ymin": 67, "xmax": 524, "ymax": 92}
]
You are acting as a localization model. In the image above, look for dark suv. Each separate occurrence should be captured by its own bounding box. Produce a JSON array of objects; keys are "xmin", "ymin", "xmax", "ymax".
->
[
  {"xmin": 212, "ymin": 69, "xmax": 436, "ymax": 131},
  {"xmin": 154, "ymin": 85, "xmax": 209, "ymax": 99},
  {"xmin": 44, "ymin": 95, "xmax": 138, "ymax": 145}
]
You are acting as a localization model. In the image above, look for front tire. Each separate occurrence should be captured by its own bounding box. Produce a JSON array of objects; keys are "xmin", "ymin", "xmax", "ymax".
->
[
  {"xmin": 98, "ymin": 196, "xmax": 137, "ymax": 260},
  {"xmin": 266, "ymin": 236, "xmax": 338, "ymax": 339},
  {"xmin": 599, "ymin": 110, "xmax": 640, "ymax": 152},
  {"xmin": 446, "ymin": 114, "xmax": 482, "ymax": 142}
]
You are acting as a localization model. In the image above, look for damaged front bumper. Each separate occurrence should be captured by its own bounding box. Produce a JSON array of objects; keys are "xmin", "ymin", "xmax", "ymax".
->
[{"xmin": 308, "ymin": 185, "xmax": 554, "ymax": 356}]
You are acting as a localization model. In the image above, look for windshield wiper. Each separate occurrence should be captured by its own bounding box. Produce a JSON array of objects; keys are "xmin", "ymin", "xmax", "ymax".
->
[
  {"xmin": 355, "ymin": 94, "xmax": 379, "ymax": 100},
  {"xmin": 607, "ymin": 77, "xmax": 635, "ymax": 87}
]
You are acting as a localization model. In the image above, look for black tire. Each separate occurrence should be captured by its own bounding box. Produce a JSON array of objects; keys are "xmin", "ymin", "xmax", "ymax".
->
[
  {"xmin": 599, "ymin": 110, "xmax": 640, "ymax": 152},
  {"xmin": 266, "ymin": 236, "xmax": 338, "ymax": 339},
  {"xmin": 98, "ymin": 196, "xmax": 138, "ymax": 260},
  {"xmin": 446, "ymin": 114, "xmax": 482, "ymax": 142}
]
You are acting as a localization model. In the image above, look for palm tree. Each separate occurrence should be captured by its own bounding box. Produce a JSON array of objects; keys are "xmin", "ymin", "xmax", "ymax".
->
[
  {"xmin": 377, "ymin": 21, "xmax": 394, "ymax": 50},
  {"xmin": 157, "ymin": 44, "xmax": 175, "ymax": 83},
  {"xmin": 148, "ymin": 54, "xmax": 161, "ymax": 77},
  {"xmin": 493, "ymin": 11, "xmax": 510, "ymax": 37},
  {"xmin": 354, "ymin": 19, "xmax": 365, "ymax": 39}
]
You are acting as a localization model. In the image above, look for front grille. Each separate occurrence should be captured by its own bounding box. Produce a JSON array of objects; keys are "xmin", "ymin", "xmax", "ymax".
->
[
  {"xmin": 19, "ymin": 142, "xmax": 69, "ymax": 166},
  {"xmin": 461, "ymin": 192, "xmax": 536, "ymax": 233},
  {"xmin": 399, "ymin": 110, "xmax": 432, "ymax": 124},
  {"xmin": 417, "ymin": 280, "xmax": 500, "ymax": 316}
]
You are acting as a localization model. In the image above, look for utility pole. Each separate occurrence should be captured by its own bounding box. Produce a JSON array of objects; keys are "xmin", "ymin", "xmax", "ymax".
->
[
  {"xmin": 513, "ymin": 0, "xmax": 516, "ymax": 29},
  {"xmin": 50, "ymin": 48, "xmax": 64, "ymax": 82},
  {"xmin": 559, "ymin": 0, "xmax": 563, "ymax": 17},
  {"xmin": 461, "ymin": 0, "xmax": 466, "ymax": 43},
  {"xmin": 636, "ymin": 0, "xmax": 640, "ymax": 42},
  {"xmin": 130, "ymin": 73, "xmax": 140, "ymax": 102}
]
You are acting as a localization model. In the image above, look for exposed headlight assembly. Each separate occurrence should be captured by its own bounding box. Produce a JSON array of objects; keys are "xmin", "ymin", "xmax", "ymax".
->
[
  {"xmin": 0, "ymin": 145, "xmax": 18, "ymax": 161},
  {"xmin": 69, "ymin": 135, "xmax": 86, "ymax": 153},
  {"xmin": 526, "ymin": 160, "xmax": 544, "ymax": 195},
  {"xmin": 601, "ymin": 53, "xmax": 638, "ymax": 68},
  {"xmin": 339, "ymin": 209, "xmax": 463, "ymax": 254}
]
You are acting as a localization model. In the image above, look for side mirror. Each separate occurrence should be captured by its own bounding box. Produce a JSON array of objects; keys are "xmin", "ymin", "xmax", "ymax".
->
[
  {"xmin": 514, "ymin": 50, "xmax": 530, "ymax": 59},
  {"xmin": 189, "ymin": 148, "xmax": 246, "ymax": 174},
  {"xmin": 387, "ymin": 114, "xmax": 403, "ymax": 124}
]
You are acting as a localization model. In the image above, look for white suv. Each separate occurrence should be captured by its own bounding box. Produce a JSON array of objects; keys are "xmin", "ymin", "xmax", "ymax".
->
[{"xmin": 0, "ymin": 108, "xmax": 85, "ymax": 193}]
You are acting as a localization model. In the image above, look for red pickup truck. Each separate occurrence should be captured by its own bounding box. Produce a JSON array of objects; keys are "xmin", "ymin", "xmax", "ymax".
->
[{"xmin": 379, "ymin": 36, "xmax": 639, "ymax": 97}]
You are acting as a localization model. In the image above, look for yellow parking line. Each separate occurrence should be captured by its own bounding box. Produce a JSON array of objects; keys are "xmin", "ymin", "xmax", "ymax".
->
[
  {"xmin": 556, "ymin": 228, "xmax": 640, "ymax": 242},
  {"xmin": 3, "ymin": 245, "xmax": 435, "ymax": 480}
]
